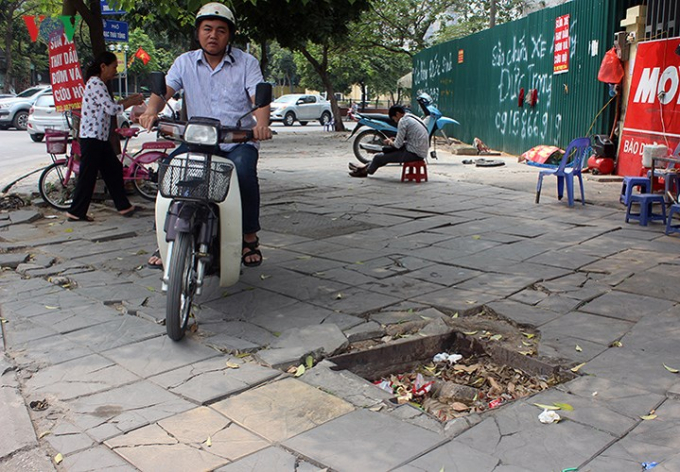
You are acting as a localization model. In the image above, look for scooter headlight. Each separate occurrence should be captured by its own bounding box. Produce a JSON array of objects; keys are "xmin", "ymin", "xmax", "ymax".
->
[{"xmin": 184, "ymin": 123, "xmax": 219, "ymax": 146}]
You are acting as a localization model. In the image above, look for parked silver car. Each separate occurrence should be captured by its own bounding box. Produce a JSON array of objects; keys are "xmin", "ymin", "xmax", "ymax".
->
[
  {"xmin": 27, "ymin": 93, "xmax": 132, "ymax": 142},
  {"xmin": 0, "ymin": 85, "xmax": 52, "ymax": 130},
  {"xmin": 269, "ymin": 94, "xmax": 333, "ymax": 126}
]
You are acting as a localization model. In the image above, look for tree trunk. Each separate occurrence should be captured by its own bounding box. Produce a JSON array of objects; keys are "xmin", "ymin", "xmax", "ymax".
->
[
  {"xmin": 258, "ymin": 38, "xmax": 268, "ymax": 77},
  {"xmin": 490, "ymin": 0, "xmax": 497, "ymax": 28},
  {"xmin": 3, "ymin": 5, "xmax": 16, "ymax": 92},
  {"xmin": 298, "ymin": 46, "xmax": 345, "ymax": 131}
]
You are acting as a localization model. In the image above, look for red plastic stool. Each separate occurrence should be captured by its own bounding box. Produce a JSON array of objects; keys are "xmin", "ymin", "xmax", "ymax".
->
[{"xmin": 401, "ymin": 160, "xmax": 428, "ymax": 183}]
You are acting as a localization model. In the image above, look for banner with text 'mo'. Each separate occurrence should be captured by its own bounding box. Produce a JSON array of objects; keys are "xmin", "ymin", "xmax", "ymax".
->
[{"xmin": 618, "ymin": 38, "xmax": 680, "ymax": 176}]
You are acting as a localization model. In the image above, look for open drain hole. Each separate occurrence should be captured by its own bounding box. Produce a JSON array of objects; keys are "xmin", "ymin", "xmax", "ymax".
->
[{"xmin": 328, "ymin": 331, "xmax": 572, "ymax": 422}]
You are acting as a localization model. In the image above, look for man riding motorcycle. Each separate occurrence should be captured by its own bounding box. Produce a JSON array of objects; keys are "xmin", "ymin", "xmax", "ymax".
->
[{"xmin": 140, "ymin": 2, "xmax": 272, "ymax": 268}]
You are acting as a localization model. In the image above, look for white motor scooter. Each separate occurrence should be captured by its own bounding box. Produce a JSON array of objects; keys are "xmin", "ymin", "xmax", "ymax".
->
[{"xmin": 148, "ymin": 72, "xmax": 272, "ymax": 341}]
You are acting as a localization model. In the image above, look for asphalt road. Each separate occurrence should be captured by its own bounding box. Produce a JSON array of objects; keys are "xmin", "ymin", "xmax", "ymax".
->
[{"xmin": 0, "ymin": 121, "xmax": 350, "ymax": 195}]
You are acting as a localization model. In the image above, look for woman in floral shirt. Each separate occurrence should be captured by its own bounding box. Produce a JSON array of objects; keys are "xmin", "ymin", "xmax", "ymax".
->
[{"xmin": 66, "ymin": 52, "xmax": 143, "ymax": 222}]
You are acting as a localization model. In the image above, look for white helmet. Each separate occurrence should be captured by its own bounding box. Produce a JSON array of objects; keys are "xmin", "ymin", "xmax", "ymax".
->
[{"xmin": 195, "ymin": 3, "xmax": 236, "ymax": 30}]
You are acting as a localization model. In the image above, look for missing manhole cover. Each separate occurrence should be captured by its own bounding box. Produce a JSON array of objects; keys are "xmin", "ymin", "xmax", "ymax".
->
[
  {"xmin": 260, "ymin": 211, "xmax": 376, "ymax": 239},
  {"xmin": 329, "ymin": 332, "xmax": 570, "ymax": 422}
]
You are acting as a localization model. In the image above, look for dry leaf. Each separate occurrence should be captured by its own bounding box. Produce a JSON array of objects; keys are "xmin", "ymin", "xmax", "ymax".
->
[
  {"xmin": 305, "ymin": 355, "xmax": 314, "ymax": 369},
  {"xmin": 39, "ymin": 430, "xmax": 51, "ymax": 439},
  {"xmin": 45, "ymin": 306, "xmax": 58, "ymax": 310},
  {"xmin": 189, "ymin": 323, "xmax": 198, "ymax": 333},
  {"xmin": 472, "ymin": 235, "xmax": 481, "ymax": 240},
  {"xmin": 522, "ymin": 340, "xmax": 532, "ymax": 346},
  {"xmin": 489, "ymin": 334, "xmax": 502, "ymax": 341},
  {"xmin": 533, "ymin": 403, "xmax": 561, "ymax": 410},
  {"xmin": 146, "ymin": 286, "xmax": 156, "ymax": 292},
  {"xmin": 462, "ymin": 331, "xmax": 478, "ymax": 336},
  {"xmin": 575, "ymin": 345, "xmax": 583, "ymax": 352},
  {"xmin": 640, "ymin": 414, "xmax": 657, "ymax": 420},
  {"xmin": 570, "ymin": 362, "xmax": 586, "ymax": 372},
  {"xmin": 452, "ymin": 312, "xmax": 459, "ymax": 318},
  {"xmin": 294, "ymin": 365, "xmax": 305, "ymax": 377},
  {"xmin": 54, "ymin": 453, "xmax": 63, "ymax": 465},
  {"xmin": 226, "ymin": 362, "xmax": 240, "ymax": 369},
  {"xmin": 610, "ymin": 341, "xmax": 623, "ymax": 348},
  {"xmin": 522, "ymin": 332, "xmax": 536, "ymax": 339},
  {"xmin": 518, "ymin": 350, "xmax": 533, "ymax": 356},
  {"xmin": 553, "ymin": 402, "xmax": 574, "ymax": 411},
  {"xmin": 663, "ymin": 364, "xmax": 679, "ymax": 373},
  {"xmin": 287, "ymin": 365, "xmax": 297, "ymax": 374},
  {"xmin": 335, "ymin": 293, "xmax": 343, "ymax": 299},
  {"xmin": 260, "ymin": 274, "xmax": 271, "ymax": 280},
  {"xmin": 451, "ymin": 402, "xmax": 469, "ymax": 411},
  {"xmin": 205, "ymin": 436, "xmax": 212, "ymax": 447}
]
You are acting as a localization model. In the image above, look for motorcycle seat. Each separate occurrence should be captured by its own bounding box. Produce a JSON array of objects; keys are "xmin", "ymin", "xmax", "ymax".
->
[{"xmin": 361, "ymin": 114, "xmax": 397, "ymax": 128}]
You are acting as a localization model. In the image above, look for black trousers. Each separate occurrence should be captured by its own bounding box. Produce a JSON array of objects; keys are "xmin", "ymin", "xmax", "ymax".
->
[
  {"xmin": 367, "ymin": 148, "xmax": 423, "ymax": 174},
  {"xmin": 68, "ymin": 137, "xmax": 131, "ymax": 218}
]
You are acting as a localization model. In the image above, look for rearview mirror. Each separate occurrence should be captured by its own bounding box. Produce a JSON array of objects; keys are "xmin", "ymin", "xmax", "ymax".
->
[
  {"xmin": 149, "ymin": 72, "xmax": 167, "ymax": 98},
  {"xmin": 255, "ymin": 83, "xmax": 272, "ymax": 108}
]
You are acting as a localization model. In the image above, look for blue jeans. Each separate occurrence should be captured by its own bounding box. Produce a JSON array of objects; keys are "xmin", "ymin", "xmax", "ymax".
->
[{"xmin": 168, "ymin": 143, "xmax": 260, "ymax": 234}]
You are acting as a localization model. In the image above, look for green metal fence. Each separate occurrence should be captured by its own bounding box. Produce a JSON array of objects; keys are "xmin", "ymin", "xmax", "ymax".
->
[{"xmin": 413, "ymin": 0, "xmax": 636, "ymax": 155}]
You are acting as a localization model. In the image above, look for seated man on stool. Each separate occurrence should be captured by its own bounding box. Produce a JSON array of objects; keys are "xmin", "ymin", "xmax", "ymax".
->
[{"xmin": 349, "ymin": 105, "xmax": 429, "ymax": 177}]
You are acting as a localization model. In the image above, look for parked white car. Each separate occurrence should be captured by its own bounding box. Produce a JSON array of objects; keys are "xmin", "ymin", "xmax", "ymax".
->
[
  {"xmin": 27, "ymin": 93, "xmax": 131, "ymax": 142},
  {"xmin": 269, "ymin": 94, "xmax": 332, "ymax": 127},
  {"xmin": 0, "ymin": 85, "xmax": 52, "ymax": 130}
]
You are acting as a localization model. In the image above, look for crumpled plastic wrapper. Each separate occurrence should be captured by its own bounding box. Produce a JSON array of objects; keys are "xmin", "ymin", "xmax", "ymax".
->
[
  {"xmin": 433, "ymin": 352, "xmax": 463, "ymax": 364},
  {"xmin": 538, "ymin": 409, "xmax": 561, "ymax": 424}
]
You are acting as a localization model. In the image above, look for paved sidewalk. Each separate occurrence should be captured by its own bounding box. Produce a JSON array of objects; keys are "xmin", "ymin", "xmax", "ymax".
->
[{"xmin": 1, "ymin": 130, "xmax": 679, "ymax": 471}]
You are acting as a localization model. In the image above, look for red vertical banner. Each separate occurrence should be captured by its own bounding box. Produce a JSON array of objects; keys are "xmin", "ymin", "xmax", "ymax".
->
[
  {"xmin": 553, "ymin": 14, "xmax": 570, "ymax": 75},
  {"xmin": 48, "ymin": 34, "xmax": 85, "ymax": 111},
  {"xmin": 617, "ymin": 38, "xmax": 680, "ymax": 176}
]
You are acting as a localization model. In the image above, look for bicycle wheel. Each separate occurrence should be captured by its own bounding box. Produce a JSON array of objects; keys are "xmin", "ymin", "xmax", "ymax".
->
[
  {"xmin": 39, "ymin": 162, "xmax": 76, "ymax": 211},
  {"xmin": 166, "ymin": 232, "xmax": 197, "ymax": 341},
  {"xmin": 353, "ymin": 129, "xmax": 392, "ymax": 164},
  {"xmin": 132, "ymin": 161, "xmax": 159, "ymax": 201}
]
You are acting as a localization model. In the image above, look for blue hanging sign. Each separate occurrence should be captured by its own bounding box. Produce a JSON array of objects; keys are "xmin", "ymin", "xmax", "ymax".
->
[
  {"xmin": 101, "ymin": 0, "xmax": 126, "ymax": 15},
  {"xmin": 103, "ymin": 19, "xmax": 128, "ymax": 42}
]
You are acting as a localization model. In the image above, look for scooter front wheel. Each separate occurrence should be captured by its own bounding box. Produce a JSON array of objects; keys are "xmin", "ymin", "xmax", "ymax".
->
[
  {"xmin": 166, "ymin": 232, "xmax": 196, "ymax": 341},
  {"xmin": 353, "ymin": 129, "xmax": 392, "ymax": 164}
]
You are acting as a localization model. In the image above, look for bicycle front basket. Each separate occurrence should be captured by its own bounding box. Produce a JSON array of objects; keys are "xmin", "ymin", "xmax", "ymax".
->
[
  {"xmin": 158, "ymin": 155, "xmax": 233, "ymax": 203},
  {"xmin": 45, "ymin": 129, "xmax": 69, "ymax": 154}
]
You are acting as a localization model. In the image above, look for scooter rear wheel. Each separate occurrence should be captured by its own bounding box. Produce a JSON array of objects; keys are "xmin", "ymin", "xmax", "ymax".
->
[
  {"xmin": 353, "ymin": 129, "xmax": 393, "ymax": 164},
  {"xmin": 166, "ymin": 232, "xmax": 196, "ymax": 341}
]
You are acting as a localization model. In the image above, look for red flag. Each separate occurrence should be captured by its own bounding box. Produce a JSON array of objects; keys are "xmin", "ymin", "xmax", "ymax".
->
[
  {"xmin": 135, "ymin": 47, "xmax": 151, "ymax": 65},
  {"xmin": 23, "ymin": 16, "xmax": 42, "ymax": 42}
]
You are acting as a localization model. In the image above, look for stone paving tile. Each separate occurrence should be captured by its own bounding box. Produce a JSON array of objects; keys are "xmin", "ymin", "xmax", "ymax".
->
[
  {"xmin": 106, "ymin": 407, "xmax": 269, "ymax": 470},
  {"xmin": 30, "ymin": 304, "xmax": 119, "ymax": 334},
  {"xmin": 59, "ymin": 445, "xmax": 137, "ymax": 471},
  {"xmin": 363, "ymin": 276, "xmax": 446, "ymax": 299},
  {"xmin": 63, "ymin": 315, "xmax": 164, "ymax": 352},
  {"xmin": 25, "ymin": 354, "xmax": 140, "ymax": 401},
  {"xmin": 454, "ymin": 402, "xmax": 614, "ymax": 472},
  {"xmin": 538, "ymin": 311, "xmax": 634, "ymax": 346},
  {"xmin": 557, "ymin": 376, "xmax": 665, "ymax": 421},
  {"xmin": 270, "ymin": 324, "xmax": 348, "ymax": 356},
  {"xmin": 616, "ymin": 264, "xmax": 680, "ymax": 302},
  {"xmin": 393, "ymin": 440, "xmax": 500, "ymax": 472},
  {"xmin": 44, "ymin": 421, "xmax": 95, "ymax": 456},
  {"xmin": 581, "ymin": 348, "xmax": 680, "ymax": 395},
  {"xmin": 528, "ymin": 389, "xmax": 637, "ymax": 437},
  {"xmin": 203, "ymin": 289, "xmax": 299, "ymax": 321},
  {"xmin": 149, "ymin": 357, "xmax": 279, "ymax": 405},
  {"xmin": 412, "ymin": 287, "xmax": 501, "ymax": 316},
  {"xmin": 247, "ymin": 301, "xmax": 340, "ymax": 333},
  {"xmin": 619, "ymin": 309, "xmax": 680, "ymax": 356},
  {"xmin": 625, "ymin": 399, "xmax": 680, "ymax": 450},
  {"xmin": 283, "ymin": 409, "xmax": 445, "ymax": 472},
  {"xmin": 8, "ymin": 334, "xmax": 94, "ymax": 369},
  {"xmin": 75, "ymin": 282, "xmax": 157, "ymax": 307},
  {"xmin": 3, "ymin": 316, "xmax": 59, "ymax": 347},
  {"xmin": 212, "ymin": 377, "xmax": 354, "ymax": 442},
  {"xmin": 0, "ymin": 447, "xmax": 56, "ymax": 471},
  {"xmin": 346, "ymin": 255, "xmax": 432, "ymax": 279},
  {"xmin": 579, "ymin": 291, "xmax": 676, "ymax": 322},
  {"xmin": 406, "ymin": 263, "xmax": 484, "ymax": 287},
  {"xmin": 214, "ymin": 446, "xmax": 320, "ymax": 472},
  {"xmin": 66, "ymin": 380, "xmax": 195, "ymax": 442},
  {"xmin": 582, "ymin": 435, "xmax": 678, "ymax": 472},
  {"xmin": 0, "ymin": 367, "xmax": 38, "ymax": 459},
  {"xmin": 485, "ymin": 300, "xmax": 563, "ymax": 327},
  {"xmin": 454, "ymin": 272, "xmax": 540, "ymax": 298},
  {"xmin": 102, "ymin": 335, "xmax": 219, "ymax": 378},
  {"xmin": 305, "ymin": 286, "xmax": 402, "ymax": 316},
  {"xmin": 252, "ymin": 269, "xmax": 351, "ymax": 302}
]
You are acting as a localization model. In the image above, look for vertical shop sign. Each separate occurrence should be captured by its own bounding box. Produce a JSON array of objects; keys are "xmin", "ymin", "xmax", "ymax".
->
[
  {"xmin": 48, "ymin": 34, "xmax": 85, "ymax": 111},
  {"xmin": 553, "ymin": 14, "xmax": 570, "ymax": 74}
]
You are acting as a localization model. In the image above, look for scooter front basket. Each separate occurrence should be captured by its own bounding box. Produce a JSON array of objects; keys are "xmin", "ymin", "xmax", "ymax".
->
[{"xmin": 158, "ymin": 155, "xmax": 233, "ymax": 203}]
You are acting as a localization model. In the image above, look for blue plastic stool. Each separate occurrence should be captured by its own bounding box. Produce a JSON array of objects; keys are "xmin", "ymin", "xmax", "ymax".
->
[
  {"xmin": 666, "ymin": 203, "xmax": 680, "ymax": 235},
  {"xmin": 620, "ymin": 176, "xmax": 651, "ymax": 205},
  {"xmin": 647, "ymin": 171, "xmax": 680, "ymax": 202},
  {"xmin": 626, "ymin": 194, "xmax": 667, "ymax": 226}
]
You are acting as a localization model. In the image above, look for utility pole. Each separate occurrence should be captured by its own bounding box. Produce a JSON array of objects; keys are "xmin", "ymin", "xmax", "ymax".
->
[{"xmin": 490, "ymin": 0, "xmax": 497, "ymax": 28}]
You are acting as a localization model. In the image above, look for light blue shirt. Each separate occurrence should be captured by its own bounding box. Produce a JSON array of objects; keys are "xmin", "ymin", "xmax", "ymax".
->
[{"xmin": 166, "ymin": 48, "xmax": 263, "ymax": 150}]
